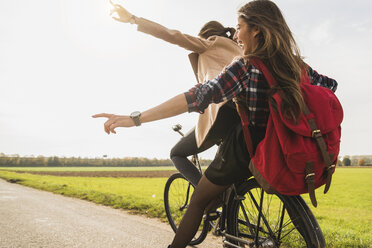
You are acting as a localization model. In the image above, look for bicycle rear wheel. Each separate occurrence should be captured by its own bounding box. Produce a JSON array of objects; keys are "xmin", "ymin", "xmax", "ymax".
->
[
  {"xmin": 227, "ymin": 178, "xmax": 325, "ymax": 248},
  {"xmin": 164, "ymin": 173, "xmax": 209, "ymax": 245}
]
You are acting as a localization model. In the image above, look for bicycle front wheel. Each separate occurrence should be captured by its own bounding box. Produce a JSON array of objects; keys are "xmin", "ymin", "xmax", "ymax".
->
[
  {"xmin": 227, "ymin": 178, "xmax": 325, "ymax": 248},
  {"xmin": 164, "ymin": 173, "xmax": 209, "ymax": 246}
]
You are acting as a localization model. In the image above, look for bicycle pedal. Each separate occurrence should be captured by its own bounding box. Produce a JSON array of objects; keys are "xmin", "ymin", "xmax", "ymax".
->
[
  {"xmin": 212, "ymin": 228, "xmax": 222, "ymax": 236},
  {"xmin": 234, "ymin": 195, "xmax": 245, "ymax": 201},
  {"xmin": 205, "ymin": 211, "xmax": 221, "ymax": 221}
]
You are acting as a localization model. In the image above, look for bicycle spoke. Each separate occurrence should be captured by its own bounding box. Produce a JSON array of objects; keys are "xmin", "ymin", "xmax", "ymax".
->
[
  {"xmin": 248, "ymin": 189, "xmax": 276, "ymax": 240},
  {"xmin": 239, "ymin": 201, "xmax": 256, "ymax": 236},
  {"xmin": 278, "ymin": 226, "xmax": 297, "ymax": 241}
]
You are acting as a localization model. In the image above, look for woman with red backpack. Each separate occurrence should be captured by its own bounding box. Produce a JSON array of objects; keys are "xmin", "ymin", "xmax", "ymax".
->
[{"xmin": 93, "ymin": 1, "xmax": 338, "ymax": 247}]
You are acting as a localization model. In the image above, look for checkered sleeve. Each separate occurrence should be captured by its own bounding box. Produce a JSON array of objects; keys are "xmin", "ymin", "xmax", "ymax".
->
[
  {"xmin": 308, "ymin": 66, "xmax": 338, "ymax": 92},
  {"xmin": 184, "ymin": 58, "xmax": 249, "ymax": 113}
]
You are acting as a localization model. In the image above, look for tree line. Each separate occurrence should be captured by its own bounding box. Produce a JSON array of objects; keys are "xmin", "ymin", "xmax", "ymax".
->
[
  {"xmin": 0, "ymin": 153, "xmax": 212, "ymax": 167},
  {"xmin": 340, "ymin": 155, "xmax": 372, "ymax": 166},
  {"xmin": 1, "ymin": 153, "xmax": 370, "ymax": 168}
]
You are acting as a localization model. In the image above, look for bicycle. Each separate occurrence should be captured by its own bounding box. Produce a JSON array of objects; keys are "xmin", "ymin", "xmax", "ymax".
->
[{"xmin": 164, "ymin": 124, "xmax": 326, "ymax": 248}]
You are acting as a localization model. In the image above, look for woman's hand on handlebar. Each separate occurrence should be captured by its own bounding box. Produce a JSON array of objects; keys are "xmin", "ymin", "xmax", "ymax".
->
[
  {"xmin": 109, "ymin": 0, "xmax": 133, "ymax": 23},
  {"xmin": 92, "ymin": 113, "xmax": 134, "ymax": 134}
]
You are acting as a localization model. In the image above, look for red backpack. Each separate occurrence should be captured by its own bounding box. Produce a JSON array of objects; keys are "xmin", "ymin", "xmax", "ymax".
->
[{"xmin": 237, "ymin": 58, "xmax": 343, "ymax": 207}]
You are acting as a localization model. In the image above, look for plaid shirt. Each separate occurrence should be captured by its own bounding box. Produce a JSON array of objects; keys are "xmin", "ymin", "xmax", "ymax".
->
[{"xmin": 185, "ymin": 58, "xmax": 338, "ymax": 128}]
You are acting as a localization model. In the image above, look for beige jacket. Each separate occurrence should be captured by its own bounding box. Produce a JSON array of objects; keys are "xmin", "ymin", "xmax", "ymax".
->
[{"xmin": 136, "ymin": 17, "xmax": 243, "ymax": 147}]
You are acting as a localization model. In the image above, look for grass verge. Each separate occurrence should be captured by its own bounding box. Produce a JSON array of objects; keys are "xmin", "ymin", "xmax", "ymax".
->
[{"xmin": 0, "ymin": 171, "xmax": 167, "ymax": 220}]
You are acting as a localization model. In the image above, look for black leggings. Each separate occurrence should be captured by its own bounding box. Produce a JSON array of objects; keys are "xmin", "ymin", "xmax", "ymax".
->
[
  {"xmin": 170, "ymin": 128, "xmax": 221, "ymax": 186},
  {"xmin": 169, "ymin": 104, "xmax": 241, "ymax": 187}
]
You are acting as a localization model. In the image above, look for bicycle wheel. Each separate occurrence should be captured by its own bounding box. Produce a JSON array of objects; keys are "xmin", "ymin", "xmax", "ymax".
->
[
  {"xmin": 164, "ymin": 173, "xmax": 209, "ymax": 245},
  {"xmin": 227, "ymin": 178, "xmax": 325, "ymax": 248}
]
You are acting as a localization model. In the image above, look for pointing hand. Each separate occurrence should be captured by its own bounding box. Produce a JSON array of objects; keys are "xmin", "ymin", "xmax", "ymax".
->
[{"xmin": 92, "ymin": 113, "xmax": 135, "ymax": 134}]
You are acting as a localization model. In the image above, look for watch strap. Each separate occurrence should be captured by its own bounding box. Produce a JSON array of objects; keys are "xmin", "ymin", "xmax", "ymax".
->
[{"xmin": 129, "ymin": 15, "xmax": 136, "ymax": 24}]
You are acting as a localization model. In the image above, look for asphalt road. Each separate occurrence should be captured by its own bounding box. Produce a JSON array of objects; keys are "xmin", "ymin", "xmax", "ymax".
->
[{"xmin": 0, "ymin": 179, "xmax": 221, "ymax": 248}]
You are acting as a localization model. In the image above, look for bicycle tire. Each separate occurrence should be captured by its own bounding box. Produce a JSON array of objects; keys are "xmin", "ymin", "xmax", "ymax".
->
[
  {"xmin": 226, "ymin": 178, "xmax": 325, "ymax": 248},
  {"xmin": 164, "ymin": 173, "xmax": 209, "ymax": 246}
]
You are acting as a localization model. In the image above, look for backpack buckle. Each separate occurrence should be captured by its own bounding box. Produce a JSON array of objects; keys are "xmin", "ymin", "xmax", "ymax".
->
[
  {"xmin": 305, "ymin": 173, "xmax": 315, "ymax": 180},
  {"xmin": 305, "ymin": 163, "xmax": 317, "ymax": 207},
  {"xmin": 327, "ymin": 164, "xmax": 336, "ymax": 171},
  {"xmin": 312, "ymin": 129, "xmax": 321, "ymax": 138}
]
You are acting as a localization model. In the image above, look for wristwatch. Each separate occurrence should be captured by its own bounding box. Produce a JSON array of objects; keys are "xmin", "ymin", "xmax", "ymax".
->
[{"xmin": 130, "ymin": 111, "xmax": 141, "ymax": 126}]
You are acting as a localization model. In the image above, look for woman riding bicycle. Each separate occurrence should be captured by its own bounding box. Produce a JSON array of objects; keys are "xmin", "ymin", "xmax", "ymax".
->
[
  {"xmin": 94, "ymin": 0, "xmax": 338, "ymax": 247},
  {"xmin": 110, "ymin": 2, "xmax": 243, "ymax": 189}
]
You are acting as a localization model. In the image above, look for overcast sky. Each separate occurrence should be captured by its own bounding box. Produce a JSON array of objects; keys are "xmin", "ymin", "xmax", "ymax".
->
[{"xmin": 0, "ymin": 0, "xmax": 371, "ymax": 159}]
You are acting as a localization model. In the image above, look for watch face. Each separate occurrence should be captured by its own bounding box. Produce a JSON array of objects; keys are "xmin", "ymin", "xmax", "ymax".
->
[
  {"xmin": 130, "ymin": 111, "xmax": 141, "ymax": 118},
  {"xmin": 130, "ymin": 111, "xmax": 141, "ymax": 126}
]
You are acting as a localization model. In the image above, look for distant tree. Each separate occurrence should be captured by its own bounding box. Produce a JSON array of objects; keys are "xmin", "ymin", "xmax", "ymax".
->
[
  {"xmin": 351, "ymin": 158, "xmax": 358, "ymax": 166},
  {"xmin": 358, "ymin": 159, "xmax": 366, "ymax": 166},
  {"xmin": 0, "ymin": 154, "xmax": 7, "ymax": 166},
  {"xmin": 36, "ymin": 156, "xmax": 47, "ymax": 166},
  {"xmin": 47, "ymin": 156, "xmax": 61, "ymax": 166},
  {"xmin": 10, "ymin": 155, "xmax": 20, "ymax": 166},
  {"xmin": 342, "ymin": 156, "xmax": 351, "ymax": 166}
]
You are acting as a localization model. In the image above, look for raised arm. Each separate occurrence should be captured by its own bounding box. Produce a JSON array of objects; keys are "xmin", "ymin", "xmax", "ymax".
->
[
  {"xmin": 93, "ymin": 94, "xmax": 188, "ymax": 134},
  {"xmin": 110, "ymin": 2, "xmax": 211, "ymax": 53}
]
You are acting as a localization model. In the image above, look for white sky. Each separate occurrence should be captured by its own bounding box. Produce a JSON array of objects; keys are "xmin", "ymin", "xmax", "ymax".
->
[{"xmin": 0, "ymin": 0, "xmax": 371, "ymax": 159}]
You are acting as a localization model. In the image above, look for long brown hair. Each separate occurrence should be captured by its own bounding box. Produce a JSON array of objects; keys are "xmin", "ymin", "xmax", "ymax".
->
[
  {"xmin": 238, "ymin": 0, "xmax": 305, "ymax": 122},
  {"xmin": 198, "ymin": 21, "xmax": 236, "ymax": 40}
]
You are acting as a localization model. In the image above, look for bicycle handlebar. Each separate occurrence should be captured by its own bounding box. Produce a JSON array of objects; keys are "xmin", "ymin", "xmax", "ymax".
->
[{"xmin": 172, "ymin": 124, "xmax": 184, "ymax": 137}]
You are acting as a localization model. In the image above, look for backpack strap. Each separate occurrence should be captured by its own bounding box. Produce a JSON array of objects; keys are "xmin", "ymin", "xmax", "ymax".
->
[
  {"xmin": 233, "ymin": 98, "xmax": 255, "ymax": 157},
  {"xmin": 303, "ymin": 105, "xmax": 335, "ymax": 194},
  {"xmin": 233, "ymin": 57, "xmax": 276, "ymax": 158}
]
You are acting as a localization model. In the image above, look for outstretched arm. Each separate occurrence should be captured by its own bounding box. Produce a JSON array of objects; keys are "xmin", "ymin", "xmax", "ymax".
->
[
  {"xmin": 109, "ymin": 2, "xmax": 211, "ymax": 53},
  {"xmin": 93, "ymin": 94, "xmax": 188, "ymax": 134}
]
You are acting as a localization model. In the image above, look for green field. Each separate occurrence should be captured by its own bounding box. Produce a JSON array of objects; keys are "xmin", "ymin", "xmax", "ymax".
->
[
  {"xmin": 0, "ymin": 167, "xmax": 371, "ymax": 247},
  {"xmin": 0, "ymin": 166, "xmax": 179, "ymax": 172}
]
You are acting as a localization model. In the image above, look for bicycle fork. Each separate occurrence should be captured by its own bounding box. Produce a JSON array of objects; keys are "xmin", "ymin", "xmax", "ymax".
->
[{"xmin": 221, "ymin": 188, "xmax": 251, "ymax": 248}]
